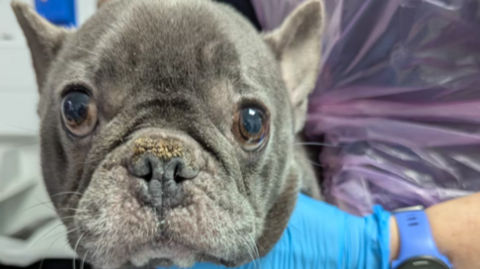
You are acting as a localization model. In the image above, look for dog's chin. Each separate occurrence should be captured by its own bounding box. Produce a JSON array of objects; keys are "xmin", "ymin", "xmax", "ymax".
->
[{"xmin": 128, "ymin": 244, "xmax": 197, "ymax": 268}]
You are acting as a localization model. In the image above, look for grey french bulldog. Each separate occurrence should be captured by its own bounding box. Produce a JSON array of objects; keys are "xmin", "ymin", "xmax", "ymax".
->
[{"xmin": 11, "ymin": 0, "xmax": 324, "ymax": 268}]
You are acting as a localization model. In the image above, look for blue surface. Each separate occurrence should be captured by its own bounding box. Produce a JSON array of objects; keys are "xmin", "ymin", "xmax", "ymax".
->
[{"xmin": 35, "ymin": 0, "xmax": 77, "ymax": 27}]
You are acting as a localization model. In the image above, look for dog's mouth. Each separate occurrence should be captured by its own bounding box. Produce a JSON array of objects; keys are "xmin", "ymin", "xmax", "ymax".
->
[
  {"xmin": 129, "ymin": 256, "xmax": 232, "ymax": 269},
  {"xmin": 125, "ymin": 226, "xmax": 235, "ymax": 268},
  {"xmin": 127, "ymin": 244, "xmax": 233, "ymax": 268},
  {"xmin": 71, "ymin": 163, "xmax": 257, "ymax": 269},
  {"xmin": 126, "ymin": 241, "xmax": 215, "ymax": 268}
]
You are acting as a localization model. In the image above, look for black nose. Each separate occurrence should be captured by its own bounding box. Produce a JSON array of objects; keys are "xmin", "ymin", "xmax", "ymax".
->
[
  {"xmin": 130, "ymin": 154, "xmax": 186, "ymax": 183},
  {"xmin": 128, "ymin": 154, "xmax": 198, "ymax": 209}
]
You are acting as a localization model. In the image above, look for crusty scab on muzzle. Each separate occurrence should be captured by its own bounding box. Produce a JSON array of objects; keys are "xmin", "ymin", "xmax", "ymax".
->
[{"xmin": 11, "ymin": 0, "xmax": 325, "ymax": 268}]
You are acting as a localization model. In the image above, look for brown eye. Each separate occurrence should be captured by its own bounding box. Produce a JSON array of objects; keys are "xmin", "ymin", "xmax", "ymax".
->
[
  {"xmin": 233, "ymin": 106, "xmax": 269, "ymax": 151},
  {"xmin": 61, "ymin": 90, "xmax": 97, "ymax": 137}
]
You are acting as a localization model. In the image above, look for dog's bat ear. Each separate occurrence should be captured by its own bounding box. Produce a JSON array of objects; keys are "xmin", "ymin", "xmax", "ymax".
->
[
  {"xmin": 11, "ymin": 1, "xmax": 70, "ymax": 93},
  {"xmin": 263, "ymin": 0, "xmax": 325, "ymax": 133},
  {"xmin": 97, "ymin": 0, "xmax": 113, "ymax": 9}
]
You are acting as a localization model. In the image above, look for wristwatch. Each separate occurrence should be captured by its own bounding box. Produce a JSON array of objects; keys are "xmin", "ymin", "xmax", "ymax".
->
[{"xmin": 391, "ymin": 205, "xmax": 452, "ymax": 269}]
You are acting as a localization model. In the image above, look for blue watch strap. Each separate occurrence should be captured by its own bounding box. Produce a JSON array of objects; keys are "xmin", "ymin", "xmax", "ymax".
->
[{"xmin": 391, "ymin": 209, "xmax": 452, "ymax": 268}]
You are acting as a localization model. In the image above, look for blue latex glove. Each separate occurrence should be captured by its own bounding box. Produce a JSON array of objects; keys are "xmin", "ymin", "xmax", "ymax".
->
[{"xmin": 161, "ymin": 194, "xmax": 392, "ymax": 269}]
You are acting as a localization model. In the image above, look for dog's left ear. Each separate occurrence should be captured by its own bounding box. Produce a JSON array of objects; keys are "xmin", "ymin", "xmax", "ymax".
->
[
  {"xmin": 263, "ymin": 0, "xmax": 324, "ymax": 133},
  {"xmin": 11, "ymin": 1, "xmax": 69, "ymax": 92},
  {"xmin": 97, "ymin": 0, "xmax": 112, "ymax": 8}
]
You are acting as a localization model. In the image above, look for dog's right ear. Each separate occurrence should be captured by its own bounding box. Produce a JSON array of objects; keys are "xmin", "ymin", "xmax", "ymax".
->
[{"xmin": 11, "ymin": 1, "xmax": 69, "ymax": 93}]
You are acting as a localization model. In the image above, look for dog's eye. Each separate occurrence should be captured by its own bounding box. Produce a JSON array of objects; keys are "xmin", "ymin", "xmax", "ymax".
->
[
  {"xmin": 61, "ymin": 90, "xmax": 98, "ymax": 137},
  {"xmin": 233, "ymin": 106, "xmax": 269, "ymax": 151}
]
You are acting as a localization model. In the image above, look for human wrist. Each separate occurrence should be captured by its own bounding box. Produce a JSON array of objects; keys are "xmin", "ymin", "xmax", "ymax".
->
[
  {"xmin": 389, "ymin": 206, "xmax": 453, "ymax": 269},
  {"xmin": 389, "ymin": 216, "xmax": 400, "ymax": 262}
]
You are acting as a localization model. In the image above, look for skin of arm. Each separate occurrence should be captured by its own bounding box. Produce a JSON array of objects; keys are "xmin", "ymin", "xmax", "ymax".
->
[{"xmin": 389, "ymin": 192, "xmax": 480, "ymax": 269}]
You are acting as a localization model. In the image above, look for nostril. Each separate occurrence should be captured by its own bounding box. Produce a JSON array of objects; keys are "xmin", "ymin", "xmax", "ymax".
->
[
  {"xmin": 141, "ymin": 161, "xmax": 153, "ymax": 182},
  {"xmin": 129, "ymin": 155, "xmax": 155, "ymax": 182},
  {"xmin": 173, "ymin": 164, "xmax": 187, "ymax": 183},
  {"xmin": 129, "ymin": 154, "xmax": 196, "ymax": 183}
]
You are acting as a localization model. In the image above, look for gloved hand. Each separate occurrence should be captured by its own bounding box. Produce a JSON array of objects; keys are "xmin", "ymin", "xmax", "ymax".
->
[{"xmin": 162, "ymin": 194, "xmax": 392, "ymax": 269}]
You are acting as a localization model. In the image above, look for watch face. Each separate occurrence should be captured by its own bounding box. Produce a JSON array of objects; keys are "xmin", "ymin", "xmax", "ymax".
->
[{"xmin": 397, "ymin": 256, "xmax": 450, "ymax": 269}]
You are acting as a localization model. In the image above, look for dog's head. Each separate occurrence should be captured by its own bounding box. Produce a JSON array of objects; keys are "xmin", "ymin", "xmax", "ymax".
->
[{"xmin": 12, "ymin": 0, "xmax": 323, "ymax": 267}]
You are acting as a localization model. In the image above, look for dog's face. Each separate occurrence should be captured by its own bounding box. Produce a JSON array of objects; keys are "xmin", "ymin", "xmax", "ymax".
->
[{"xmin": 12, "ymin": 0, "xmax": 323, "ymax": 268}]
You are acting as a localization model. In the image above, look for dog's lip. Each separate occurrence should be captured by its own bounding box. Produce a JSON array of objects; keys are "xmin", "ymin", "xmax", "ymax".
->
[
  {"xmin": 132, "ymin": 256, "xmax": 231, "ymax": 269},
  {"xmin": 128, "ymin": 209, "xmax": 238, "ymax": 267},
  {"xmin": 132, "ymin": 255, "xmax": 233, "ymax": 268},
  {"xmin": 128, "ymin": 240, "xmax": 193, "ymax": 265},
  {"xmin": 127, "ymin": 240, "xmax": 233, "ymax": 268}
]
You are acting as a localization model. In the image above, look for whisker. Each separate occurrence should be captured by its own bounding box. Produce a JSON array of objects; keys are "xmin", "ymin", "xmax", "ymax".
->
[
  {"xmin": 37, "ymin": 230, "xmax": 74, "ymax": 269},
  {"xmin": 81, "ymin": 251, "xmax": 89, "ymax": 269},
  {"xmin": 241, "ymin": 235, "xmax": 256, "ymax": 269},
  {"xmin": 249, "ymin": 242, "xmax": 258, "ymax": 269},
  {"xmin": 4, "ymin": 141, "xmax": 40, "ymax": 150},
  {"xmin": 43, "ymin": 225, "xmax": 79, "ymax": 242},
  {"xmin": 249, "ymin": 234, "xmax": 261, "ymax": 269},
  {"xmin": 235, "ymin": 195, "xmax": 259, "ymax": 268},
  {"xmin": 22, "ymin": 198, "xmax": 87, "ymax": 215},
  {"xmin": 0, "ymin": 121, "xmax": 38, "ymax": 134},
  {"xmin": 73, "ymin": 233, "xmax": 86, "ymax": 269},
  {"xmin": 74, "ymin": 47, "xmax": 101, "ymax": 58},
  {"xmin": 50, "ymin": 191, "xmax": 83, "ymax": 198},
  {"xmin": 293, "ymin": 142, "xmax": 338, "ymax": 147},
  {"xmin": 38, "ymin": 257, "xmax": 45, "ymax": 269},
  {"xmin": 28, "ymin": 222, "xmax": 68, "ymax": 251},
  {"xmin": 21, "ymin": 200, "xmax": 56, "ymax": 214},
  {"xmin": 57, "ymin": 208, "xmax": 88, "ymax": 213},
  {"xmin": 297, "ymin": 155, "xmax": 326, "ymax": 168}
]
